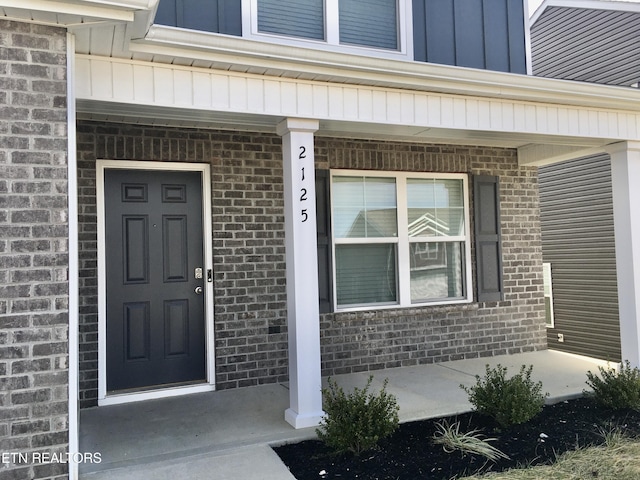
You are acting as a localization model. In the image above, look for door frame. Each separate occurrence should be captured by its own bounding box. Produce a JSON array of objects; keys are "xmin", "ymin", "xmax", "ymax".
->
[{"xmin": 96, "ymin": 160, "xmax": 215, "ymax": 406}]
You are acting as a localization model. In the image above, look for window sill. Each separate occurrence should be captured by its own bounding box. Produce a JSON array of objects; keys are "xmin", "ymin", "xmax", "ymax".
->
[
  {"xmin": 241, "ymin": 31, "xmax": 413, "ymax": 62},
  {"xmin": 332, "ymin": 297, "xmax": 474, "ymax": 314}
]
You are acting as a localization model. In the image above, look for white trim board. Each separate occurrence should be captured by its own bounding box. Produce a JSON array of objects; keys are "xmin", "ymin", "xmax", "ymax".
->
[
  {"xmin": 96, "ymin": 160, "xmax": 215, "ymax": 405},
  {"xmin": 98, "ymin": 383, "xmax": 215, "ymax": 406},
  {"xmin": 67, "ymin": 31, "xmax": 80, "ymax": 480}
]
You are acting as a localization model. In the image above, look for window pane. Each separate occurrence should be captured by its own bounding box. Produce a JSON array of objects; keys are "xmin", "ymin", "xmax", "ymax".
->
[
  {"xmin": 333, "ymin": 176, "xmax": 397, "ymax": 238},
  {"xmin": 543, "ymin": 262, "xmax": 554, "ymax": 326},
  {"xmin": 410, "ymin": 242, "xmax": 465, "ymax": 302},
  {"xmin": 336, "ymin": 244, "xmax": 397, "ymax": 306},
  {"xmin": 407, "ymin": 178, "xmax": 465, "ymax": 237},
  {"xmin": 258, "ymin": 0, "xmax": 324, "ymax": 40},
  {"xmin": 339, "ymin": 0, "xmax": 398, "ymax": 50}
]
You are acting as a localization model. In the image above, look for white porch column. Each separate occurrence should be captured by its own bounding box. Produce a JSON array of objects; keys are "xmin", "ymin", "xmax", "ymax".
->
[
  {"xmin": 607, "ymin": 141, "xmax": 640, "ymax": 367},
  {"xmin": 276, "ymin": 118, "xmax": 324, "ymax": 428}
]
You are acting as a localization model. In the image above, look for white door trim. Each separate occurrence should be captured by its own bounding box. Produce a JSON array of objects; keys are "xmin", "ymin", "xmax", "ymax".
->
[{"xmin": 96, "ymin": 159, "xmax": 215, "ymax": 406}]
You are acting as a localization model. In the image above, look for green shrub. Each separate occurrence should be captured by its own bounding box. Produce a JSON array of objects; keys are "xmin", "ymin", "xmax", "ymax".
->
[
  {"xmin": 316, "ymin": 376, "xmax": 399, "ymax": 455},
  {"xmin": 585, "ymin": 360, "xmax": 640, "ymax": 410},
  {"xmin": 461, "ymin": 364, "xmax": 548, "ymax": 429},
  {"xmin": 432, "ymin": 419, "xmax": 509, "ymax": 462}
]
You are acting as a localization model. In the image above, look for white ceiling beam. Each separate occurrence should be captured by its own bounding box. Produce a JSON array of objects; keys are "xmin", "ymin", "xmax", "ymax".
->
[{"xmin": 518, "ymin": 143, "xmax": 606, "ymax": 166}]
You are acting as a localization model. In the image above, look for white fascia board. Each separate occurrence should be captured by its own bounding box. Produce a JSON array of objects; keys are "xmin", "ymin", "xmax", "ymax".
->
[
  {"xmin": 531, "ymin": 0, "xmax": 640, "ymax": 25},
  {"xmin": 136, "ymin": 25, "xmax": 640, "ymax": 113},
  {"xmin": 0, "ymin": 0, "xmax": 158, "ymax": 23},
  {"xmin": 0, "ymin": 0, "xmax": 131, "ymax": 22}
]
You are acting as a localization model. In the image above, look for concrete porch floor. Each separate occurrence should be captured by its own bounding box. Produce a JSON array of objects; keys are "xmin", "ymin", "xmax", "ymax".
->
[{"xmin": 79, "ymin": 350, "xmax": 610, "ymax": 479}]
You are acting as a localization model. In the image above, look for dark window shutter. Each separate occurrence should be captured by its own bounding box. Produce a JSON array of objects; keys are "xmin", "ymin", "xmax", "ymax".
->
[
  {"xmin": 473, "ymin": 175, "xmax": 503, "ymax": 302},
  {"xmin": 316, "ymin": 170, "xmax": 333, "ymax": 313}
]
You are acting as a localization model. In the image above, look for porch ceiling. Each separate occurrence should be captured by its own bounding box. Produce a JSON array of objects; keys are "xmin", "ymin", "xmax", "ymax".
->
[{"xmin": 75, "ymin": 100, "xmax": 612, "ymax": 153}]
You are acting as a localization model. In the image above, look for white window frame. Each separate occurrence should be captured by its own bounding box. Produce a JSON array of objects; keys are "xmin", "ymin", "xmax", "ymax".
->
[
  {"xmin": 330, "ymin": 170, "xmax": 473, "ymax": 312},
  {"xmin": 543, "ymin": 262, "xmax": 555, "ymax": 328},
  {"xmin": 241, "ymin": 0, "xmax": 414, "ymax": 61}
]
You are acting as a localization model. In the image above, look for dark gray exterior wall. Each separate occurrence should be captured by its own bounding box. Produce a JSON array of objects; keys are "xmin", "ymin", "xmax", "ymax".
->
[
  {"xmin": 412, "ymin": 0, "xmax": 527, "ymax": 73},
  {"xmin": 531, "ymin": 6, "xmax": 640, "ymax": 86},
  {"xmin": 153, "ymin": 0, "xmax": 528, "ymax": 74},
  {"xmin": 76, "ymin": 121, "xmax": 546, "ymax": 407},
  {"xmin": 155, "ymin": 0, "xmax": 242, "ymax": 36},
  {"xmin": 532, "ymin": 5, "xmax": 627, "ymax": 361},
  {"xmin": 0, "ymin": 19, "xmax": 70, "ymax": 480},
  {"xmin": 539, "ymin": 155, "xmax": 621, "ymax": 362}
]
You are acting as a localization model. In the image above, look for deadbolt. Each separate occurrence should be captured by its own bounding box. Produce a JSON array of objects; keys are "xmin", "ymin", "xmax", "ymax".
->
[{"xmin": 194, "ymin": 286, "xmax": 203, "ymax": 294}]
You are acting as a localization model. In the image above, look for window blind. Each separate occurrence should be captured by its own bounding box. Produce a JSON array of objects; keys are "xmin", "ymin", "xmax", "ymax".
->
[
  {"xmin": 339, "ymin": 0, "xmax": 398, "ymax": 50},
  {"xmin": 257, "ymin": 0, "xmax": 325, "ymax": 40}
]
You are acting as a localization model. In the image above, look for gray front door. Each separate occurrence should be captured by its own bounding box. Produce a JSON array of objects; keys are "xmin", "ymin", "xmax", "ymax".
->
[{"xmin": 105, "ymin": 169, "xmax": 206, "ymax": 392}]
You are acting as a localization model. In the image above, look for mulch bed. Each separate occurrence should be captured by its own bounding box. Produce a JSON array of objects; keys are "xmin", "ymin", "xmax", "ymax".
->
[{"xmin": 273, "ymin": 397, "xmax": 640, "ymax": 479}]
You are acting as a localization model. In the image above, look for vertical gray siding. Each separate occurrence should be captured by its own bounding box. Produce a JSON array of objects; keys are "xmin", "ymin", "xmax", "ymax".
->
[
  {"xmin": 413, "ymin": 0, "xmax": 527, "ymax": 73},
  {"xmin": 539, "ymin": 155, "xmax": 621, "ymax": 362},
  {"xmin": 155, "ymin": 0, "xmax": 242, "ymax": 36}
]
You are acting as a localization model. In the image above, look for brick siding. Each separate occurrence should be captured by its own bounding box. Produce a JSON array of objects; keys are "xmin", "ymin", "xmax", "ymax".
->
[
  {"xmin": 0, "ymin": 20, "xmax": 69, "ymax": 480},
  {"xmin": 77, "ymin": 121, "xmax": 546, "ymax": 406},
  {"xmin": 316, "ymin": 140, "xmax": 547, "ymax": 373}
]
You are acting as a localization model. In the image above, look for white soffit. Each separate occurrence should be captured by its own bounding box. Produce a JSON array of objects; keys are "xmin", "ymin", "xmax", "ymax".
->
[{"xmin": 0, "ymin": 0, "xmax": 148, "ymax": 25}]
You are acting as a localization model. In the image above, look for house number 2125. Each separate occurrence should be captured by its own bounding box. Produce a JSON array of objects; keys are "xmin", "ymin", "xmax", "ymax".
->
[{"xmin": 299, "ymin": 146, "xmax": 308, "ymax": 223}]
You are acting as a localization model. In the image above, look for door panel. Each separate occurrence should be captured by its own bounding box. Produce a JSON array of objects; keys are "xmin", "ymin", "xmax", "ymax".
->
[{"xmin": 105, "ymin": 169, "xmax": 206, "ymax": 392}]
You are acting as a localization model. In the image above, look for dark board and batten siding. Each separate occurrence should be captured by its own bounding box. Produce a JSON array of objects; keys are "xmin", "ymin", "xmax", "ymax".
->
[
  {"xmin": 154, "ymin": 0, "xmax": 528, "ymax": 74},
  {"xmin": 155, "ymin": 0, "xmax": 242, "ymax": 35},
  {"xmin": 539, "ymin": 155, "xmax": 621, "ymax": 362},
  {"xmin": 412, "ymin": 0, "xmax": 527, "ymax": 73}
]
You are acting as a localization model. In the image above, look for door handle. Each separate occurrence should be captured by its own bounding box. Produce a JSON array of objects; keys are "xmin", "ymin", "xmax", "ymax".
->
[{"xmin": 194, "ymin": 286, "xmax": 203, "ymax": 294}]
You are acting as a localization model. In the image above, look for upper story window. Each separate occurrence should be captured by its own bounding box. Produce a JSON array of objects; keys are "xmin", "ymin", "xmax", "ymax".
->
[{"xmin": 244, "ymin": 0, "xmax": 412, "ymax": 59}]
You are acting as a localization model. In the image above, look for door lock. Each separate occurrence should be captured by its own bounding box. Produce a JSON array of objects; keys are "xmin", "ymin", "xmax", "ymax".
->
[
  {"xmin": 194, "ymin": 286, "xmax": 203, "ymax": 294},
  {"xmin": 195, "ymin": 268, "xmax": 203, "ymax": 279}
]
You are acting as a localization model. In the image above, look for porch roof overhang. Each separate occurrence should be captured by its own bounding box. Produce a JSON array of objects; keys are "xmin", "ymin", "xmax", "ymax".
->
[
  {"xmin": 74, "ymin": 44, "xmax": 640, "ymax": 166},
  {"xmin": 6, "ymin": 0, "xmax": 640, "ymax": 166},
  {"xmin": 73, "ymin": 19, "xmax": 640, "ymax": 167}
]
